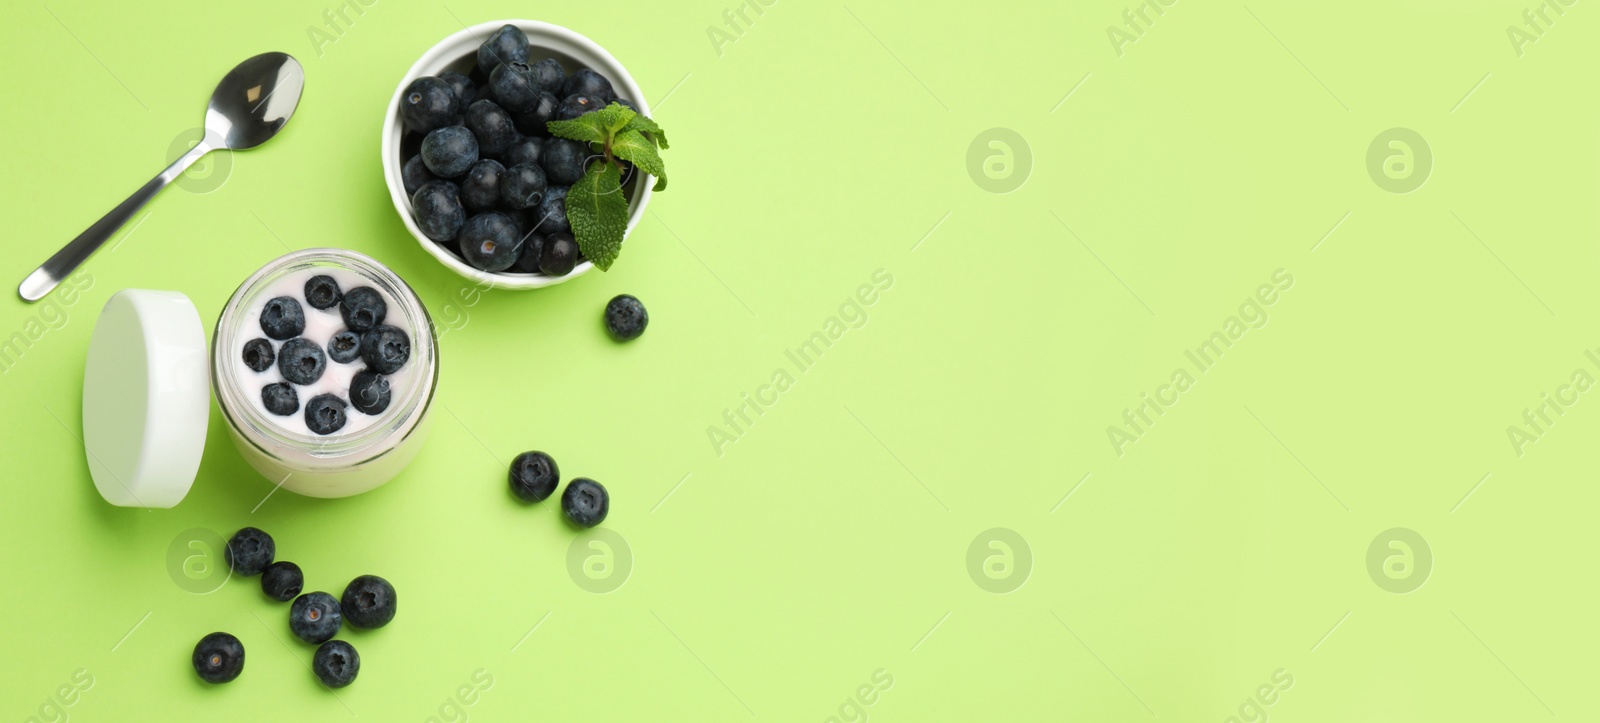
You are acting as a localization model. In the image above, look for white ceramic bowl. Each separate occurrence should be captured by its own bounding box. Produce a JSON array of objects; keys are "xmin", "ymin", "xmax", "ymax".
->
[{"xmin": 382, "ymin": 20, "xmax": 653, "ymax": 289}]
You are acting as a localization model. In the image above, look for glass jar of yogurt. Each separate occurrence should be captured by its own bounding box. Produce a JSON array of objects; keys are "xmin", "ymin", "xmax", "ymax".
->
[{"xmin": 211, "ymin": 248, "xmax": 438, "ymax": 498}]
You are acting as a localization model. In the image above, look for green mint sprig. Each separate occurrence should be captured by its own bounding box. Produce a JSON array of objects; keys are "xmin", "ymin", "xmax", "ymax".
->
[{"xmin": 546, "ymin": 102, "xmax": 670, "ymax": 271}]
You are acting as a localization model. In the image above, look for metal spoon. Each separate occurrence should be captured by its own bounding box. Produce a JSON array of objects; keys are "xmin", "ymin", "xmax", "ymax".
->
[{"xmin": 18, "ymin": 52, "xmax": 305, "ymax": 302}]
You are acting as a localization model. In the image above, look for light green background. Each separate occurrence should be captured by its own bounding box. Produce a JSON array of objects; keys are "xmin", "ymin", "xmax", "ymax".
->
[{"xmin": 1, "ymin": 0, "xmax": 1594, "ymax": 720}]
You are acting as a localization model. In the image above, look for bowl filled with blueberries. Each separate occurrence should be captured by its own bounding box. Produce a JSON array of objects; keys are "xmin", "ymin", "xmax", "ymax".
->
[{"xmin": 382, "ymin": 21, "xmax": 656, "ymax": 289}]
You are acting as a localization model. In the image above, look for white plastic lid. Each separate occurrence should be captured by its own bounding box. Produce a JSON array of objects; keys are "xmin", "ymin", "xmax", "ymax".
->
[{"xmin": 83, "ymin": 290, "xmax": 210, "ymax": 508}]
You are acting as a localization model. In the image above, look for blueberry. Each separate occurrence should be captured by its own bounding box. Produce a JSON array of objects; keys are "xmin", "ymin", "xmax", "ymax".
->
[
  {"xmin": 509, "ymin": 451, "xmax": 559, "ymax": 501},
  {"xmin": 327, "ymin": 330, "xmax": 362, "ymax": 364},
  {"xmin": 261, "ymin": 561, "xmax": 304, "ymax": 602},
  {"xmin": 400, "ymin": 76, "xmax": 458, "ymax": 134},
  {"xmin": 561, "ymin": 478, "xmax": 609, "ymax": 527},
  {"xmin": 511, "ymin": 233, "xmax": 546, "ymax": 273},
  {"xmin": 533, "ymin": 186, "xmax": 569, "ymax": 234},
  {"xmin": 478, "ymin": 24, "xmax": 529, "ymax": 74},
  {"xmin": 359, "ymin": 325, "xmax": 411, "ymax": 375},
  {"xmin": 192, "ymin": 632, "xmax": 245, "ymax": 684},
  {"xmin": 305, "ymin": 394, "xmax": 348, "ymax": 436},
  {"xmin": 500, "ymin": 163, "xmax": 548, "ymax": 209},
  {"xmin": 458, "ymin": 212, "xmax": 523, "ymax": 272},
  {"xmin": 242, "ymin": 338, "xmax": 274, "ymax": 372},
  {"xmin": 489, "ymin": 62, "xmax": 540, "ymax": 114},
  {"xmin": 402, "ymin": 155, "xmax": 435, "ymax": 196},
  {"xmin": 556, "ymin": 94, "xmax": 604, "ymax": 121},
  {"xmin": 420, "ymin": 125, "xmax": 478, "ymax": 178},
  {"xmin": 411, "ymin": 180, "xmax": 465, "ymax": 242},
  {"xmin": 349, "ymin": 370, "xmax": 392, "ymax": 415},
  {"xmin": 539, "ymin": 232, "xmax": 579, "ymax": 276},
  {"xmin": 340, "ymin": 287, "xmax": 388, "ymax": 333},
  {"xmin": 289, "ymin": 591, "xmax": 342, "ymax": 644},
  {"xmin": 277, "ymin": 338, "xmax": 326, "ymax": 386},
  {"xmin": 464, "ymin": 100, "xmax": 518, "ymax": 158},
  {"xmin": 502, "ymin": 135, "xmax": 544, "ymax": 168},
  {"xmin": 439, "ymin": 70, "xmax": 476, "ymax": 110},
  {"xmin": 313, "ymin": 640, "xmax": 361, "ymax": 689},
  {"xmin": 262, "ymin": 382, "xmax": 299, "ymax": 416},
  {"xmin": 259, "ymin": 296, "xmax": 305, "ymax": 340},
  {"xmin": 604, "ymin": 295, "xmax": 648, "ymax": 341},
  {"xmin": 341, "ymin": 575, "xmax": 397, "ymax": 629},
  {"xmin": 562, "ymin": 68, "xmax": 614, "ymax": 103},
  {"xmin": 541, "ymin": 138, "xmax": 589, "ymax": 185},
  {"xmin": 401, "ymin": 131, "xmax": 424, "ymax": 159},
  {"xmin": 614, "ymin": 97, "xmax": 634, "ymax": 110},
  {"xmin": 529, "ymin": 58, "xmax": 565, "ymax": 94},
  {"xmin": 511, "ymin": 91, "xmax": 560, "ymax": 136},
  {"xmin": 225, "ymin": 527, "xmax": 275, "ymax": 576},
  {"xmin": 458, "ymin": 159, "xmax": 505, "ymax": 212},
  {"xmin": 304, "ymin": 274, "xmax": 342, "ymax": 310}
]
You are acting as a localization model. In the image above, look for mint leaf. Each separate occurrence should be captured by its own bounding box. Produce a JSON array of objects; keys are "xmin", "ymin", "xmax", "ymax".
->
[
  {"xmin": 546, "ymin": 114, "xmax": 606, "ymax": 144},
  {"xmin": 566, "ymin": 162, "xmax": 628, "ymax": 271},
  {"xmin": 611, "ymin": 130, "xmax": 667, "ymax": 192},
  {"xmin": 622, "ymin": 114, "xmax": 669, "ymax": 150},
  {"xmin": 594, "ymin": 103, "xmax": 636, "ymax": 134}
]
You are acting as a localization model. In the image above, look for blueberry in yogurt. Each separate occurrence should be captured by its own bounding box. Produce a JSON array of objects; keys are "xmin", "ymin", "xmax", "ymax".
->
[
  {"xmin": 277, "ymin": 338, "xmax": 327, "ymax": 386},
  {"xmin": 359, "ymin": 325, "xmax": 411, "ymax": 375},
  {"xmin": 349, "ymin": 370, "xmax": 391, "ymax": 415},
  {"xmin": 304, "ymin": 274, "xmax": 342, "ymax": 310},
  {"xmin": 262, "ymin": 382, "xmax": 299, "ymax": 416},
  {"xmin": 327, "ymin": 330, "xmax": 361, "ymax": 364},
  {"xmin": 259, "ymin": 296, "xmax": 305, "ymax": 340},
  {"xmin": 339, "ymin": 287, "xmax": 388, "ymax": 333},
  {"xmin": 304, "ymin": 394, "xmax": 349, "ymax": 436},
  {"xmin": 242, "ymin": 338, "xmax": 275, "ymax": 372}
]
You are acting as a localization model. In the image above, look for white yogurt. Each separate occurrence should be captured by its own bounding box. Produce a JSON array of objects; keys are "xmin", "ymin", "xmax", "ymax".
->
[{"xmin": 233, "ymin": 267, "xmax": 420, "ymax": 436}]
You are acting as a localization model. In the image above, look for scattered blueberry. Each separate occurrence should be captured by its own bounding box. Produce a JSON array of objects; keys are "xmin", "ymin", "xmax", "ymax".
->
[
  {"xmin": 192, "ymin": 632, "xmax": 245, "ymax": 684},
  {"xmin": 305, "ymin": 394, "xmax": 349, "ymax": 436},
  {"xmin": 458, "ymin": 212, "xmax": 523, "ymax": 272},
  {"xmin": 313, "ymin": 640, "xmax": 361, "ymax": 689},
  {"xmin": 478, "ymin": 24, "xmax": 529, "ymax": 74},
  {"xmin": 304, "ymin": 275, "xmax": 342, "ymax": 310},
  {"xmin": 225, "ymin": 527, "xmax": 275, "ymax": 576},
  {"xmin": 489, "ymin": 62, "xmax": 540, "ymax": 113},
  {"xmin": 400, "ymin": 76, "xmax": 458, "ymax": 135},
  {"xmin": 402, "ymin": 155, "xmax": 435, "ymax": 195},
  {"xmin": 509, "ymin": 451, "xmax": 560, "ymax": 502},
  {"xmin": 511, "ymin": 91, "xmax": 560, "ymax": 136},
  {"xmin": 327, "ymin": 330, "xmax": 362, "ymax": 364},
  {"xmin": 412, "ymin": 180, "xmax": 466, "ymax": 242},
  {"xmin": 460, "ymin": 159, "xmax": 506, "ymax": 212},
  {"xmin": 464, "ymin": 100, "xmax": 518, "ymax": 158},
  {"xmin": 261, "ymin": 561, "xmax": 304, "ymax": 602},
  {"xmin": 420, "ymin": 125, "xmax": 479, "ymax": 178},
  {"xmin": 562, "ymin": 68, "xmax": 614, "ymax": 103},
  {"xmin": 499, "ymin": 163, "xmax": 548, "ymax": 209},
  {"xmin": 277, "ymin": 338, "xmax": 327, "ymax": 386},
  {"xmin": 259, "ymin": 296, "xmax": 306, "ymax": 340},
  {"xmin": 242, "ymin": 338, "xmax": 275, "ymax": 372},
  {"xmin": 541, "ymin": 138, "xmax": 589, "ymax": 185},
  {"xmin": 359, "ymin": 325, "xmax": 412, "ymax": 375},
  {"xmin": 350, "ymin": 370, "xmax": 392, "ymax": 415},
  {"xmin": 501, "ymin": 135, "xmax": 544, "ymax": 168},
  {"xmin": 289, "ymin": 591, "xmax": 342, "ymax": 644},
  {"xmin": 604, "ymin": 295, "xmax": 648, "ymax": 341},
  {"xmin": 539, "ymin": 232, "xmax": 579, "ymax": 276},
  {"xmin": 511, "ymin": 233, "xmax": 546, "ymax": 273},
  {"xmin": 340, "ymin": 287, "xmax": 388, "ymax": 333},
  {"xmin": 534, "ymin": 186, "xmax": 569, "ymax": 234},
  {"xmin": 556, "ymin": 94, "xmax": 603, "ymax": 121},
  {"xmin": 561, "ymin": 478, "xmax": 609, "ymax": 527},
  {"xmin": 341, "ymin": 575, "xmax": 397, "ymax": 629},
  {"xmin": 262, "ymin": 382, "xmax": 299, "ymax": 416},
  {"xmin": 439, "ymin": 70, "xmax": 476, "ymax": 110}
]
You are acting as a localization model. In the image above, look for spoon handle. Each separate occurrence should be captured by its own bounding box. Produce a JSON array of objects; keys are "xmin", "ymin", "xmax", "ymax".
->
[{"xmin": 18, "ymin": 142, "xmax": 214, "ymax": 302}]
